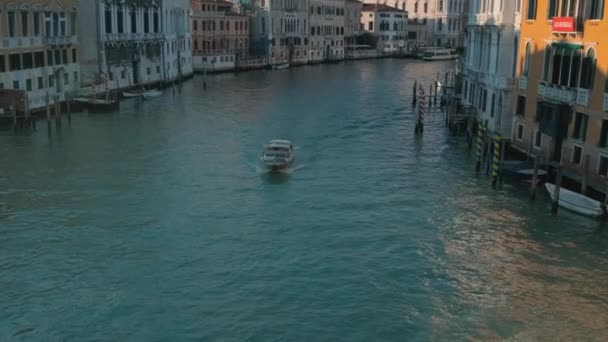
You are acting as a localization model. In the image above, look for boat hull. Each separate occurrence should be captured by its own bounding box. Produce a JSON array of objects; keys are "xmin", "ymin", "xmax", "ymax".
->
[{"xmin": 545, "ymin": 183, "xmax": 604, "ymax": 218}]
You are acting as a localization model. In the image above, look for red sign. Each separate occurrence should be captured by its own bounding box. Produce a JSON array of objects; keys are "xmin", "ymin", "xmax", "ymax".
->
[{"xmin": 552, "ymin": 17, "xmax": 575, "ymax": 32}]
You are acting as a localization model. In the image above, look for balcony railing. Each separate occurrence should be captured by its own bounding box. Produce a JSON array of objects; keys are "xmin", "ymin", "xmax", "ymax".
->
[
  {"xmin": 519, "ymin": 76, "xmax": 527, "ymax": 90},
  {"xmin": 604, "ymin": 93, "xmax": 608, "ymax": 112},
  {"xmin": 576, "ymin": 88, "xmax": 589, "ymax": 106},
  {"xmin": 43, "ymin": 36, "xmax": 73, "ymax": 45},
  {"xmin": 538, "ymin": 82, "xmax": 576, "ymax": 105}
]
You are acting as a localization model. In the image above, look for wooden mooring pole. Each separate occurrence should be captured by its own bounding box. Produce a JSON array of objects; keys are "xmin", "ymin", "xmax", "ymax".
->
[
  {"xmin": 492, "ymin": 133, "xmax": 501, "ymax": 189},
  {"xmin": 498, "ymin": 138, "xmax": 506, "ymax": 189},
  {"xmin": 552, "ymin": 165, "xmax": 563, "ymax": 215},
  {"xmin": 581, "ymin": 154, "xmax": 589, "ymax": 195},
  {"xmin": 475, "ymin": 122, "xmax": 483, "ymax": 174},
  {"xmin": 412, "ymin": 80, "xmax": 417, "ymax": 107},
  {"xmin": 530, "ymin": 156, "xmax": 540, "ymax": 200}
]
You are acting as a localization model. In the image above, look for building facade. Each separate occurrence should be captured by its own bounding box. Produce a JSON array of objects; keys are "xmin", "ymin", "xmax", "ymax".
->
[
  {"xmin": 0, "ymin": 0, "xmax": 80, "ymax": 111},
  {"xmin": 461, "ymin": 0, "xmax": 520, "ymax": 137},
  {"xmin": 344, "ymin": 0, "xmax": 362, "ymax": 46},
  {"xmin": 367, "ymin": 0, "xmax": 468, "ymax": 48},
  {"xmin": 250, "ymin": 0, "xmax": 309, "ymax": 65},
  {"xmin": 191, "ymin": 0, "xmax": 250, "ymax": 72},
  {"xmin": 361, "ymin": 4, "xmax": 408, "ymax": 54},
  {"xmin": 79, "ymin": 0, "xmax": 191, "ymax": 92},
  {"xmin": 309, "ymin": 0, "xmax": 345, "ymax": 62},
  {"xmin": 513, "ymin": 0, "xmax": 608, "ymax": 190}
]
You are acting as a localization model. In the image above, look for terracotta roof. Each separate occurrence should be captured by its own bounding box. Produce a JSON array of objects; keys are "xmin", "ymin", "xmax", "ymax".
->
[{"xmin": 361, "ymin": 3, "xmax": 406, "ymax": 13}]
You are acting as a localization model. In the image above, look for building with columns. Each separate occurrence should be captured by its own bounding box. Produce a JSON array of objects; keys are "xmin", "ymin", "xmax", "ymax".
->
[
  {"xmin": 250, "ymin": 0, "xmax": 310, "ymax": 65},
  {"xmin": 461, "ymin": 0, "xmax": 520, "ymax": 138},
  {"xmin": 79, "ymin": 0, "xmax": 192, "ymax": 92},
  {"xmin": 309, "ymin": 0, "xmax": 346, "ymax": 62},
  {"xmin": 0, "ymin": 0, "xmax": 80, "ymax": 112}
]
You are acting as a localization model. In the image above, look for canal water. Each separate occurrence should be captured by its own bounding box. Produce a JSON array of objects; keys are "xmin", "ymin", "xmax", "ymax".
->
[{"xmin": 1, "ymin": 59, "xmax": 608, "ymax": 341}]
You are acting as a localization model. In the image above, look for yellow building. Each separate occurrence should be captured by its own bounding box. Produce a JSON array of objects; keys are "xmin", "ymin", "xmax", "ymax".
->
[
  {"xmin": 0, "ymin": 0, "xmax": 80, "ymax": 112},
  {"xmin": 513, "ymin": 0, "xmax": 608, "ymax": 190}
]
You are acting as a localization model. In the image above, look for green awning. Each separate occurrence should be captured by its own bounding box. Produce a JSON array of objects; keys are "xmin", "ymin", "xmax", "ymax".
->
[{"xmin": 551, "ymin": 42, "xmax": 583, "ymax": 50}]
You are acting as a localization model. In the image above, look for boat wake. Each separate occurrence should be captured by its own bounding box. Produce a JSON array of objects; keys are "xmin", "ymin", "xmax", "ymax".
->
[{"xmin": 248, "ymin": 162, "xmax": 310, "ymax": 175}]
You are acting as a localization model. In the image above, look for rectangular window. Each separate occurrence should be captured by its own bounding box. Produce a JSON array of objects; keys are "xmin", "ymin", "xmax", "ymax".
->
[
  {"xmin": 0, "ymin": 56, "xmax": 5, "ymax": 72},
  {"xmin": 34, "ymin": 12, "xmax": 40, "ymax": 36},
  {"xmin": 590, "ymin": 0, "xmax": 605, "ymax": 19},
  {"xmin": 490, "ymin": 93, "xmax": 496, "ymax": 118},
  {"xmin": 47, "ymin": 50, "xmax": 53, "ymax": 66},
  {"xmin": 534, "ymin": 130, "xmax": 542, "ymax": 148},
  {"xmin": 49, "ymin": 75, "xmax": 54, "ymax": 88},
  {"xmin": 8, "ymin": 12, "xmax": 16, "ymax": 37},
  {"xmin": 601, "ymin": 120, "xmax": 608, "ymax": 147},
  {"xmin": 516, "ymin": 96, "xmax": 526, "ymax": 116},
  {"xmin": 21, "ymin": 12, "xmax": 29, "ymax": 36},
  {"xmin": 64, "ymin": 73, "xmax": 68, "ymax": 85},
  {"xmin": 62, "ymin": 49, "xmax": 68, "ymax": 64},
  {"xmin": 74, "ymin": 71, "xmax": 78, "ymax": 84},
  {"xmin": 547, "ymin": 0, "xmax": 559, "ymax": 18},
  {"xmin": 54, "ymin": 50, "xmax": 61, "ymax": 66},
  {"xmin": 599, "ymin": 155, "xmax": 608, "ymax": 176},
  {"xmin": 60, "ymin": 13, "xmax": 66, "ymax": 36},
  {"xmin": 105, "ymin": 9, "xmax": 112, "ymax": 34},
  {"xmin": 117, "ymin": 10, "xmax": 124, "ymax": 33},
  {"xmin": 572, "ymin": 145, "xmax": 583, "ymax": 164},
  {"xmin": 144, "ymin": 11, "xmax": 150, "ymax": 33},
  {"xmin": 368, "ymin": 21, "xmax": 373, "ymax": 31},
  {"xmin": 516, "ymin": 124, "xmax": 524, "ymax": 141},
  {"xmin": 13, "ymin": 80, "xmax": 19, "ymax": 89},
  {"xmin": 131, "ymin": 11, "xmax": 137, "ymax": 33},
  {"xmin": 35, "ymin": 51, "xmax": 45, "ymax": 67},
  {"xmin": 38, "ymin": 77, "xmax": 44, "ymax": 89},
  {"xmin": 26, "ymin": 79, "xmax": 32, "ymax": 91},
  {"xmin": 72, "ymin": 49, "xmax": 77, "ymax": 63},
  {"xmin": 154, "ymin": 12, "xmax": 159, "ymax": 33},
  {"xmin": 9, "ymin": 54, "xmax": 21, "ymax": 71},
  {"xmin": 22, "ymin": 53, "xmax": 33, "ymax": 69},
  {"xmin": 573, "ymin": 113, "xmax": 589, "ymax": 141},
  {"xmin": 71, "ymin": 13, "xmax": 76, "ymax": 35},
  {"xmin": 527, "ymin": 0, "xmax": 537, "ymax": 20}
]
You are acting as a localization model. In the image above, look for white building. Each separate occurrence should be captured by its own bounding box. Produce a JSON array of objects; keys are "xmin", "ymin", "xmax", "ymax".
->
[
  {"xmin": 0, "ymin": 0, "xmax": 81, "ymax": 112},
  {"xmin": 309, "ymin": 0, "xmax": 345, "ymax": 62},
  {"xmin": 250, "ymin": 0, "xmax": 309, "ymax": 65},
  {"xmin": 361, "ymin": 3, "xmax": 408, "ymax": 54},
  {"xmin": 461, "ymin": 0, "xmax": 520, "ymax": 137},
  {"xmin": 79, "ymin": 0, "xmax": 192, "ymax": 92},
  {"xmin": 367, "ymin": 0, "xmax": 467, "ymax": 48}
]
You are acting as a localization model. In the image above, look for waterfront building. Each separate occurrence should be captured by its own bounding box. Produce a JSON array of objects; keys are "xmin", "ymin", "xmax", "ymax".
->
[
  {"xmin": 461, "ymin": 0, "xmax": 520, "ymax": 137},
  {"xmin": 309, "ymin": 0, "xmax": 345, "ymax": 62},
  {"xmin": 0, "ymin": 0, "xmax": 80, "ymax": 112},
  {"xmin": 250, "ymin": 0, "xmax": 309, "ymax": 65},
  {"xmin": 366, "ymin": 0, "xmax": 468, "ymax": 48},
  {"xmin": 191, "ymin": 0, "xmax": 250, "ymax": 72},
  {"xmin": 513, "ymin": 0, "xmax": 608, "ymax": 189},
  {"xmin": 344, "ymin": 0, "xmax": 363, "ymax": 46},
  {"xmin": 361, "ymin": 4, "xmax": 408, "ymax": 54},
  {"xmin": 79, "ymin": 0, "xmax": 192, "ymax": 92}
]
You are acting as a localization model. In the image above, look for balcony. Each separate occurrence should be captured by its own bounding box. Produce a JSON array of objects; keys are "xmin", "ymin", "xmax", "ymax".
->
[
  {"xmin": 604, "ymin": 93, "xmax": 608, "ymax": 112},
  {"xmin": 519, "ymin": 76, "xmax": 527, "ymax": 90},
  {"xmin": 537, "ymin": 82, "xmax": 576, "ymax": 105},
  {"xmin": 43, "ymin": 36, "xmax": 74, "ymax": 46},
  {"xmin": 576, "ymin": 88, "xmax": 589, "ymax": 106}
]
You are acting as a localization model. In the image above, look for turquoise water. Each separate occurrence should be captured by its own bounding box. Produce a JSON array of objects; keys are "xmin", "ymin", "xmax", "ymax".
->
[{"xmin": 1, "ymin": 59, "xmax": 608, "ymax": 341}]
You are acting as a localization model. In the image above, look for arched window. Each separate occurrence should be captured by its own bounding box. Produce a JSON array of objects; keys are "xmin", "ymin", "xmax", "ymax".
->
[
  {"xmin": 580, "ymin": 48, "xmax": 596, "ymax": 89},
  {"xmin": 393, "ymin": 22, "xmax": 398, "ymax": 31},
  {"xmin": 542, "ymin": 45, "xmax": 552, "ymax": 82},
  {"xmin": 522, "ymin": 42, "xmax": 531, "ymax": 76}
]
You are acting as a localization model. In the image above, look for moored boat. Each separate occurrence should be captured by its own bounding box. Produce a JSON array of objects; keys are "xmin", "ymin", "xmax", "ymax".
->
[
  {"xmin": 272, "ymin": 63, "xmax": 290, "ymax": 70},
  {"xmin": 260, "ymin": 139, "xmax": 294, "ymax": 172},
  {"xmin": 502, "ymin": 161, "xmax": 548, "ymax": 180},
  {"xmin": 143, "ymin": 90, "xmax": 162, "ymax": 98},
  {"xmin": 422, "ymin": 48, "xmax": 459, "ymax": 61},
  {"xmin": 545, "ymin": 183, "xmax": 604, "ymax": 218}
]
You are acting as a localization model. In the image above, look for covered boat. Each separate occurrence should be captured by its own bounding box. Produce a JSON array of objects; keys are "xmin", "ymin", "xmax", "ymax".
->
[
  {"xmin": 260, "ymin": 139, "xmax": 294, "ymax": 172},
  {"xmin": 545, "ymin": 183, "xmax": 604, "ymax": 218}
]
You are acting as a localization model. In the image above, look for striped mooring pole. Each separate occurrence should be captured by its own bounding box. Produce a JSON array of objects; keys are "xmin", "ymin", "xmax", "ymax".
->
[
  {"xmin": 476, "ymin": 122, "xmax": 484, "ymax": 174},
  {"xmin": 492, "ymin": 133, "xmax": 501, "ymax": 188}
]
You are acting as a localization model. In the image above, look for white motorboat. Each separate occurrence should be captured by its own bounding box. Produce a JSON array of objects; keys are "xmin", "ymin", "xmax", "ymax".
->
[
  {"xmin": 143, "ymin": 89, "xmax": 162, "ymax": 98},
  {"xmin": 272, "ymin": 63, "xmax": 290, "ymax": 70},
  {"xmin": 260, "ymin": 139, "xmax": 294, "ymax": 172},
  {"xmin": 422, "ymin": 48, "xmax": 459, "ymax": 61},
  {"xmin": 122, "ymin": 90, "xmax": 144, "ymax": 98},
  {"xmin": 545, "ymin": 183, "xmax": 604, "ymax": 218}
]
